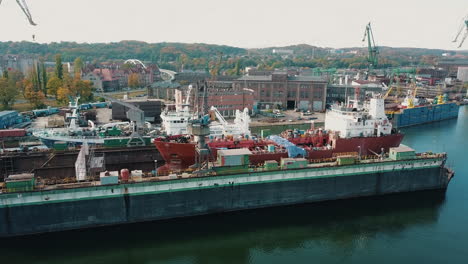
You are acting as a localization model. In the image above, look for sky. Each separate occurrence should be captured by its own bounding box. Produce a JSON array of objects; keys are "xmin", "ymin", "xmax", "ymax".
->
[{"xmin": 0, "ymin": 0, "xmax": 467, "ymax": 50}]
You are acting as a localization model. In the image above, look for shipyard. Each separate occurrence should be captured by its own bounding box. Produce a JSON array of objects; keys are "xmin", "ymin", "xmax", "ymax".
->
[{"xmin": 1, "ymin": 0, "xmax": 468, "ymax": 263}]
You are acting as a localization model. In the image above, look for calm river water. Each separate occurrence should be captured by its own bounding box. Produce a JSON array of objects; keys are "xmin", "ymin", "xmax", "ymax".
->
[{"xmin": 1, "ymin": 106, "xmax": 467, "ymax": 264}]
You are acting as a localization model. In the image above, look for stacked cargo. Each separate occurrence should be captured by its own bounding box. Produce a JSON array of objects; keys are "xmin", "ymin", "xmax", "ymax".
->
[
  {"xmin": 0, "ymin": 111, "xmax": 19, "ymax": 129},
  {"xmin": 5, "ymin": 173, "xmax": 35, "ymax": 192},
  {"xmin": 0, "ymin": 129, "xmax": 26, "ymax": 138}
]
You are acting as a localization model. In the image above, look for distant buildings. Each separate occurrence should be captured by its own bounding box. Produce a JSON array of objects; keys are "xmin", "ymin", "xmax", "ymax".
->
[
  {"xmin": 233, "ymin": 71, "xmax": 328, "ymax": 111},
  {"xmin": 0, "ymin": 55, "xmax": 36, "ymax": 75},
  {"xmin": 82, "ymin": 63, "xmax": 161, "ymax": 92}
]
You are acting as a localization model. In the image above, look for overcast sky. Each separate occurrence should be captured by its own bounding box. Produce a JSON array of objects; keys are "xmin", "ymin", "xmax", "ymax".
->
[{"xmin": 0, "ymin": 0, "xmax": 467, "ymax": 50}]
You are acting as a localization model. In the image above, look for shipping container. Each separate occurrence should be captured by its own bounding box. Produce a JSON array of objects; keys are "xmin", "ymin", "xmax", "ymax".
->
[{"xmin": 0, "ymin": 129, "xmax": 27, "ymax": 138}]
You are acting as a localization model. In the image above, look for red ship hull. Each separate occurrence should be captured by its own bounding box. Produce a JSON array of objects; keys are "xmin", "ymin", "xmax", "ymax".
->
[{"xmin": 154, "ymin": 133, "xmax": 404, "ymax": 174}]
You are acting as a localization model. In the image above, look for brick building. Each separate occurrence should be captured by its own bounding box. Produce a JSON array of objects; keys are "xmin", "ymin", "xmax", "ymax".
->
[
  {"xmin": 183, "ymin": 80, "xmax": 254, "ymax": 117},
  {"xmin": 233, "ymin": 72, "xmax": 328, "ymax": 111}
]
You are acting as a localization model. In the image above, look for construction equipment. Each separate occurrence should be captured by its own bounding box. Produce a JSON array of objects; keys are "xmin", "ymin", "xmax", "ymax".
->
[
  {"xmin": 453, "ymin": 14, "xmax": 468, "ymax": 48},
  {"xmin": 0, "ymin": 0, "xmax": 37, "ymax": 25},
  {"xmin": 98, "ymin": 93, "xmax": 146, "ymax": 146},
  {"xmin": 362, "ymin": 22, "xmax": 379, "ymax": 69}
]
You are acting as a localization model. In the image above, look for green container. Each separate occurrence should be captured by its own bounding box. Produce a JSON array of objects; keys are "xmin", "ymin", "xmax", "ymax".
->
[
  {"xmin": 281, "ymin": 158, "xmax": 308, "ymax": 169},
  {"xmin": 264, "ymin": 160, "xmax": 279, "ymax": 170},
  {"xmin": 53, "ymin": 141, "xmax": 68, "ymax": 151},
  {"xmin": 337, "ymin": 156, "xmax": 356, "ymax": 166},
  {"xmin": 213, "ymin": 165, "xmax": 249, "ymax": 175},
  {"xmin": 389, "ymin": 146, "xmax": 416, "ymax": 160},
  {"xmin": 6, "ymin": 178, "xmax": 35, "ymax": 192}
]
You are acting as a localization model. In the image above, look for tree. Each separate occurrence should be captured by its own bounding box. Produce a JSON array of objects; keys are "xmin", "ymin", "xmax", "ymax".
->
[
  {"xmin": 41, "ymin": 61, "xmax": 47, "ymax": 95},
  {"xmin": 24, "ymin": 68, "xmax": 45, "ymax": 108},
  {"xmin": 72, "ymin": 79, "xmax": 93, "ymax": 101},
  {"xmin": 128, "ymin": 73, "xmax": 140, "ymax": 88},
  {"xmin": 74, "ymin": 57, "xmax": 84, "ymax": 77},
  {"xmin": 55, "ymin": 54, "xmax": 63, "ymax": 80},
  {"xmin": 0, "ymin": 77, "xmax": 17, "ymax": 109},
  {"xmin": 57, "ymin": 86, "xmax": 70, "ymax": 103},
  {"xmin": 24, "ymin": 81, "xmax": 45, "ymax": 108},
  {"xmin": 46, "ymin": 76, "xmax": 63, "ymax": 99}
]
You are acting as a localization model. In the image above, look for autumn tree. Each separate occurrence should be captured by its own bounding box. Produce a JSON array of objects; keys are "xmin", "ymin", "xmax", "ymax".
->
[
  {"xmin": 57, "ymin": 86, "xmax": 70, "ymax": 103},
  {"xmin": 46, "ymin": 76, "xmax": 63, "ymax": 99},
  {"xmin": 55, "ymin": 54, "xmax": 63, "ymax": 80},
  {"xmin": 128, "ymin": 73, "xmax": 140, "ymax": 88},
  {"xmin": 74, "ymin": 57, "xmax": 84, "ymax": 77},
  {"xmin": 24, "ymin": 68, "xmax": 45, "ymax": 108}
]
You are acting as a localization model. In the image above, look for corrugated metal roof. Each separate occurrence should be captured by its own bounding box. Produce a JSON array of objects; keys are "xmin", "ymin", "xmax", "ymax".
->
[
  {"xmin": 288, "ymin": 76, "xmax": 327, "ymax": 82},
  {"xmin": 236, "ymin": 76, "xmax": 272, "ymax": 81},
  {"xmin": 218, "ymin": 148, "xmax": 252, "ymax": 156},
  {"xmin": 0, "ymin": 111, "xmax": 18, "ymax": 118}
]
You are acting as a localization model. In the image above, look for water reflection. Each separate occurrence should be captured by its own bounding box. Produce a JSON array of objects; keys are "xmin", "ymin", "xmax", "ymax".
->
[{"xmin": 0, "ymin": 191, "xmax": 446, "ymax": 264}]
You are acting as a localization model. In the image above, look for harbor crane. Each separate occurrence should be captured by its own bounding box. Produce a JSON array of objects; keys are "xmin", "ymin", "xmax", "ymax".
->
[
  {"xmin": 362, "ymin": 22, "xmax": 379, "ymax": 70},
  {"xmin": 453, "ymin": 14, "xmax": 468, "ymax": 48},
  {"xmin": 0, "ymin": 0, "xmax": 37, "ymax": 25}
]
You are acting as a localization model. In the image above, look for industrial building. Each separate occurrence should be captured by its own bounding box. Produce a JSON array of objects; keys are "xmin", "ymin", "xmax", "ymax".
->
[
  {"xmin": 111, "ymin": 99, "xmax": 164, "ymax": 123},
  {"xmin": 233, "ymin": 72, "xmax": 328, "ymax": 111},
  {"xmin": 326, "ymin": 84, "xmax": 383, "ymax": 104}
]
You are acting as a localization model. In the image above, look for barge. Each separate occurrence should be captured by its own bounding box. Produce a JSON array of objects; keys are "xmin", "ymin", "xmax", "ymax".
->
[{"xmin": 0, "ymin": 145, "xmax": 453, "ymax": 237}]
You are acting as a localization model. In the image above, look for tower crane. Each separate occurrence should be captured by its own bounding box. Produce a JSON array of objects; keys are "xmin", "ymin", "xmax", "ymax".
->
[
  {"xmin": 0, "ymin": 0, "xmax": 37, "ymax": 26},
  {"xmin": 362, "ymin": 22, "xmax": 379, "ymax": 70},
  {"xmin": 453, "ymin": 14, "xmax": 468, "ymax": 48}
]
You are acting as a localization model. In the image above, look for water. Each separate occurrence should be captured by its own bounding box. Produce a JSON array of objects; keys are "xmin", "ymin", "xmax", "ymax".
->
[{"xmin": 2, "ymin": 107, "xmax": 468, "ymax": 264}]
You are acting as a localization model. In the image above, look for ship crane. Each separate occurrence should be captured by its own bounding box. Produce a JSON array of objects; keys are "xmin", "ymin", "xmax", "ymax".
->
[
  {"xmin": 453, "ymin": 14, "xmax": 468, "ymax": 48},
  {"xmin": 98, "ymin": 93, "xmax": 147, "ymax": 146},
  {"xmin": 210, "ymin": 106, "xmax": 228, "ymax": 125},
  {"xmin": 0, "ymin": 0, "xmax": 37, "ymax": 25},
  {"xmin": 362, "ymin": 22, "xmax": 379, "ymax": 70}
]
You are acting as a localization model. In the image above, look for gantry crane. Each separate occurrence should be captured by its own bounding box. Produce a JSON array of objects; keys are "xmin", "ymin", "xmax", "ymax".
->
[
  {"xmin": 362, "ymin": 22, "xmax": 379, "ymax": 70},
  {"xmin": 453, "ymin": 14, "xmax": 468, "ymax": 48},
  {"xmin": 0, "ymin": 0, "xmax": 37, "ymax": 25}
]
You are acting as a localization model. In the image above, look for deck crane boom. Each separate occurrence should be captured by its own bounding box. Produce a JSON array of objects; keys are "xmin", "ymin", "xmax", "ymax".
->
[
  {"xmin": 98, "ymin": 93, "xmax": 147, "ymax": 146},
  {"xmin": 362, "ymin": 22, "xmax": 379, "ymax": 69},
  {"xmin": 453, "ymin": 14, "xmax": 468, "ymax": 48},
  {"xmin": 0, "ymin": 0, "xmax": 37, "ymax": 25}
]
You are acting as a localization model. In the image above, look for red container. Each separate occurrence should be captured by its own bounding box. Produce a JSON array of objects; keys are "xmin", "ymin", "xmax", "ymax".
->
[
  {"xmin": 0, "ymin": 129, "xmax": 26, "ymax": 138},
  {"xmin": 120, "ymin": 169, "xmax": 130, "ymax": 182}
]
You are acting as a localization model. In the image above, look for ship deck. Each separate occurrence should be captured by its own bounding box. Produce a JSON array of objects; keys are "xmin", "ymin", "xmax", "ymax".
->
[{"xmin": 0, "ymin": 153, "xmax": 446, "ymax": 195}]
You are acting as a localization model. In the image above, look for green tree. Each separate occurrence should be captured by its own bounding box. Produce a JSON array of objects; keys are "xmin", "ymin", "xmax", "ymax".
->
[
  {"xmin": 0, "ymin": 77, "xmax": 17, "ymax": 109},
  {"xmin": 41, "ymin": 61, "xmax": 47, "ymax": 95},
  {"xmin": 46, "ymin": 76, "xmax": 63, "ymax": 99},
  {"xmin": 55, "ymin": 54, "xmax": 63, "ymax": 80}
]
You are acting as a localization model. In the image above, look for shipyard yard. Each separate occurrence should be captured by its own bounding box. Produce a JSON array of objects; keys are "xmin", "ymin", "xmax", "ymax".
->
[{"xmin": 1, "ymin": 0, "xmax": 468, "ymax": 263}]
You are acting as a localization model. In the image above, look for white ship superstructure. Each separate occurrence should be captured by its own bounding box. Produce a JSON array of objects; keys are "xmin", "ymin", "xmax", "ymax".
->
[{"xmin": 325, "ymin": 97, "xmax": 393, "ymax": 138}]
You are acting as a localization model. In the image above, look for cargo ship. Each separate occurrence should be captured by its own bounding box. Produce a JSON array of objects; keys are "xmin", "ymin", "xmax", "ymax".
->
[
  {"xmin": 0, "ymin": 143, "xmax": 453, "ymax": 237},
  {"xmin": 387, "ymin": 93, "xmax": 460, "ymax": 129},
  {"xmin": 155, "ymin": 96, "xmax": 404, "ymax": 174}
]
